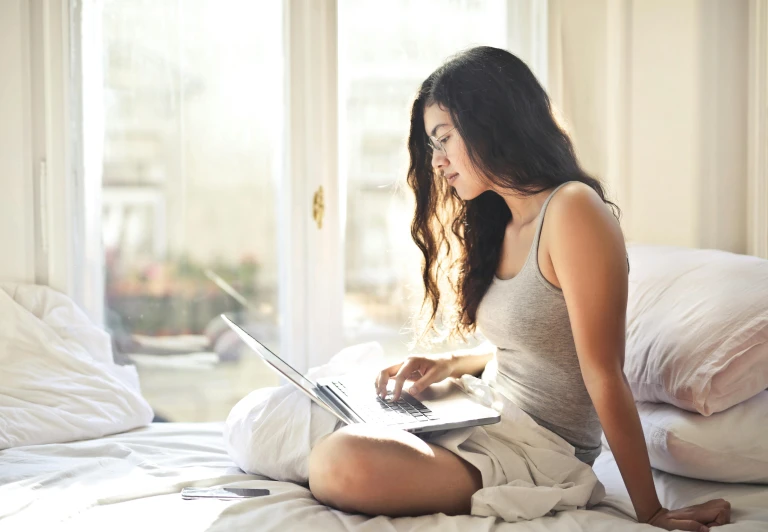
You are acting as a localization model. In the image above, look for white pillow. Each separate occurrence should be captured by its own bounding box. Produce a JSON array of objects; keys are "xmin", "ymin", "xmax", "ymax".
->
[
  {"xmin": 606, "ymin": 392, "xmax": 768, "ymax": 484},
  {"xmin": 0, "ymin": 283, "xmax": 153, "ymax": 449},
  {"xmin": 625, "ymin": 244, "xmax": 768, "ymax": 415}
]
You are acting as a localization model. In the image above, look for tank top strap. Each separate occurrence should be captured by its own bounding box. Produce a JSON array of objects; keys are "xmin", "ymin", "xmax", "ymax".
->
[{"xmin": 531, "ymin": 181, "xmax": 573, "ymax": 259}]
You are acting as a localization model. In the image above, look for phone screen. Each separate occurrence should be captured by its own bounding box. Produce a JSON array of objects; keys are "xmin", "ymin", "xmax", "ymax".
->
[{"xmin": 181, "ymin": 487, "xmax": 270, "ymax": 500}]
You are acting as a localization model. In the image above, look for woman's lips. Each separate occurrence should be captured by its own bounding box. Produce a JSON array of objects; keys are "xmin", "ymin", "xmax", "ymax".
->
[{"xmin": 446, "ymin": 173, "xmax": 459, "ymax": 184}]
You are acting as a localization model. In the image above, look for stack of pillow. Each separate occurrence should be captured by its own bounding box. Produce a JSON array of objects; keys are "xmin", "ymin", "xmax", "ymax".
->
[{"xmin": 607, "ymin": 244, "xmax": 768, "ymax": 483}]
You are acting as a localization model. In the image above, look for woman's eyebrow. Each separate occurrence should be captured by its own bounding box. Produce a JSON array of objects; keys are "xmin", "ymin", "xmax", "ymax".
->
[{"xmin": 429, "ymin": 123, "xmax": 450, "ymax": 137}]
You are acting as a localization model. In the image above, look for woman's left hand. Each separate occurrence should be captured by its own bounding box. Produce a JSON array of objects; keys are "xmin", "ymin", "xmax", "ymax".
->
[{"xmin": 646, "ymin": 499, "xmax": 731, "ymax": 531}]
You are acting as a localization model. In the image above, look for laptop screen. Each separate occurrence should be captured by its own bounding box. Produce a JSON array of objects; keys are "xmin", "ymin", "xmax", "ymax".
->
[{"xmin": 220, "ymin": 315, "xmax": 348, "ymax": 422}]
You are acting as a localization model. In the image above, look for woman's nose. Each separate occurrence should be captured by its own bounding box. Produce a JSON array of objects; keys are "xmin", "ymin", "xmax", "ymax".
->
[{"xmin": 431, "ymin": 149, "xmax": 447, "ymax": 169}]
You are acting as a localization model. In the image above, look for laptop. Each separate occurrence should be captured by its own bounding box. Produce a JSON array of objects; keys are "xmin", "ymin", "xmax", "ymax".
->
[{"xmin": 221, "ymin": 315, "xmax": 501, "ymax": 437}]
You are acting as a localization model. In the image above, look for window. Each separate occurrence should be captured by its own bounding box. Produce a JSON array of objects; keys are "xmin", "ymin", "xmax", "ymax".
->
[{"xmin": 91, "ymin": 0, "xmax": 284, "ymax": 421}]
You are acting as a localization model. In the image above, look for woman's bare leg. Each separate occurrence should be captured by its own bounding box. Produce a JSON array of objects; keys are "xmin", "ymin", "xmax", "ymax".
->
[{"xmin": 308, "ymin": 424, "xmax": 482, "ymax": 516}]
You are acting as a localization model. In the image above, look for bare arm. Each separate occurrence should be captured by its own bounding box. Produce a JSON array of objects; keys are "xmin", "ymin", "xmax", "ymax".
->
[
  {"xmin": 377, "ymin": 341, "xmax": 494, "ymax": 401},
  {"xmin": 547, "ymin": 184, "xmax": 662, "ymax": 520},
  {"xmin": 548, "ymin": 183, "xmax": 729, "ymax": 530},
  {"xmin": 449, "ymin": 341, "xmax": 495, "ymax": 378}
]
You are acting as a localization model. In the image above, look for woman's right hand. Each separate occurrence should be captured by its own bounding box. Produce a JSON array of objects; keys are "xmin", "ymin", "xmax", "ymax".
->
[{"xmin": 374, "ymin": 354, "xmax": 456, "ymax": 402}]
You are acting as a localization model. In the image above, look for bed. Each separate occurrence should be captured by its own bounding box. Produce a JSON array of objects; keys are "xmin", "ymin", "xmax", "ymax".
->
[{"xmin": 2, "ymin": 422, "xmax": 766, "ymax": 532}]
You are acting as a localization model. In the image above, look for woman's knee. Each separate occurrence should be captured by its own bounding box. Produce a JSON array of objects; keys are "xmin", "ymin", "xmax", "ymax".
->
[
  {"xmin": 307, "ymin": 424, "xmax": 481, "ymax": 516},
  {"xmin": 307, "ymin": 426, "xmax": 377, "ymax": 510}
]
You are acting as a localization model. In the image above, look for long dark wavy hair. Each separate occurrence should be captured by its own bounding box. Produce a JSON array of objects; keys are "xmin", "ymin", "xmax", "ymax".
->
[{"xmin": 406, "ymin": 46, "xmax": 621, "ymax": 347}]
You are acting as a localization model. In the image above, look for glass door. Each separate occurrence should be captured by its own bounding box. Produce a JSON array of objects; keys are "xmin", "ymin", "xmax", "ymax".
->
[{"xmin": 90, "ymin": 0, "xmax": 284, "ymax": 421}]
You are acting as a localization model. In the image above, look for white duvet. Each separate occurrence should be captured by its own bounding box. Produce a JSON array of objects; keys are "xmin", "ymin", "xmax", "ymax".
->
[
  {"xmin": 0, "ymin": 283, "xmax": 153, "ymax": 449},
  {"xmin": 3, "ymin": 423, "xmax": 768, "ymax": 532}
]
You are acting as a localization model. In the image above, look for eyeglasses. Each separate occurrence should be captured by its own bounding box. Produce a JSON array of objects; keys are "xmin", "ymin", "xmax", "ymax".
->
[{"xmin": 427, "ymin": 127, "xmax": 456, "ymax": 156}]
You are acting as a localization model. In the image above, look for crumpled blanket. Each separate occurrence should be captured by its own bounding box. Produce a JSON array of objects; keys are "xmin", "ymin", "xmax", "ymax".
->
[
  {"xmin": 0, "ymin": 283, "xmax": 153, "ymax": 449},
  {"xmin": 224, "ymin": 342, "xmax": 605, "ymax": 522}
]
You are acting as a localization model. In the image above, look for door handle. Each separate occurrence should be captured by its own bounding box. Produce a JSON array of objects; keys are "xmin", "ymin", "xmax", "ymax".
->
[{"xmin": 312, "ymin": 185, "xmax": 324, "ymax": 229}]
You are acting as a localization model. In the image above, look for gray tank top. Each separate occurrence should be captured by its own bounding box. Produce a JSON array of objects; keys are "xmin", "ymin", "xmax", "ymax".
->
[{"xmin": 476, "ymin": 182, "xmax": 602, "ymax": 464}]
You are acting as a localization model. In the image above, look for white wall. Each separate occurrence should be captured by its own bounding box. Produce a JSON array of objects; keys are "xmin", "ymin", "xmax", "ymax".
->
[
  {"xmin": 695, "ymin": 0, "xmax": 749, "ymax": 252},
  {"xmin": 550, "ymin": 0, "xmax": 750, "ymax": 253},
  {"xmin": 0, "ymin": 0, "xmax": 36, "ymax": 283},
  {"xmin": 748, "ymin": 0, "xmax": 768, "ymax": 259},
  {"xmin": 628, "ymin": 0, "xmax": 702, "ymax": 247}
]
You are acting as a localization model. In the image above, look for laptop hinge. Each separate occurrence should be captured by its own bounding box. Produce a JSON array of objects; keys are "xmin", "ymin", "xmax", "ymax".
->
[{"xmin": 317, "ymin": 385, "xmax": 364, "ymax": 424}]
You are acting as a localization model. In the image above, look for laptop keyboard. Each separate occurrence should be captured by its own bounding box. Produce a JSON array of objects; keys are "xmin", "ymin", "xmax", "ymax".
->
[{"xmin": 331, "ymin": 380, "xmax": 439, "ymax": 425}]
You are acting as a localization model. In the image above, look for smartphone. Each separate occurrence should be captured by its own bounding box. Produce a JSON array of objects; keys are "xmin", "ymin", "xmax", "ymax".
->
[{"xmin": 181, "ymin": 487, "xmax": 270, "ymax": 500}]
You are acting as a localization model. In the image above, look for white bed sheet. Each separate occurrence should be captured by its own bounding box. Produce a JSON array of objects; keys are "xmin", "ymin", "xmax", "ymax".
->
[{"xmin": 1, "ymin": 423, "xmax": 766, "ymax": 532}]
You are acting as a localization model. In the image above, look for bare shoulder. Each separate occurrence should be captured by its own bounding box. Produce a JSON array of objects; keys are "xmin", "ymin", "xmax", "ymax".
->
[
  {"xmin": 543, "ymin": 181, "xmax": 627, "ymax": 284},
  {"xmin": 546, "ymin": 181, "xmax": 623, "ymax": 242},
  {"xmin": 538, "ymin": 181, "xmax": 626, "ymax": 289},
  {"xmin": 549, "ymin": 181, "xmax": 612, "ymax": 216}
]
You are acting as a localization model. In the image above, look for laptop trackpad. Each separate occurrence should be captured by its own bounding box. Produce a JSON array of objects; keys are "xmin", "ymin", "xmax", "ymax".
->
[
  {"xmin": 412, "ymin": 379, "xmax": 485, "ymax": 419},
  {"xmin": 412, "ymin": 379, "xmax": 464, "ymax": 401}
]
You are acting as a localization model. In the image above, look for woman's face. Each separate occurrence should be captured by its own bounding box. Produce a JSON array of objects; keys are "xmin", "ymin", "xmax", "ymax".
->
[{"xmin": 423, "ymin": 103, "xmax": 489, "ymax": 200}]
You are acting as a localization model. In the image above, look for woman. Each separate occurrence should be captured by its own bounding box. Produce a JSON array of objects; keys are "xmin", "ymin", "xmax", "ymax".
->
[{"xmin": 308, "ymin": 46, "xmax": 730, "ymax": 531}]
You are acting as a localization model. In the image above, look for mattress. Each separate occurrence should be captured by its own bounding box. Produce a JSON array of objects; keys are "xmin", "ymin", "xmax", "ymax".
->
[{"xmin": 1, "ymin": 423, "xmax": 766, "ymax": 531}]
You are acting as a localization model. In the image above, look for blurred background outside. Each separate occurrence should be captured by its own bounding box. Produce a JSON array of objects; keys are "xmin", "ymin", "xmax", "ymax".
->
[{"xmin": 95, "ymin": 0, "xmax": 507, "ymax": 421}]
